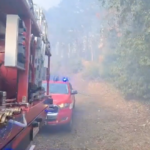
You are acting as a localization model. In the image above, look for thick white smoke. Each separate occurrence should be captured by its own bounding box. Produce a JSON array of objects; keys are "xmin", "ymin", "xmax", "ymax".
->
[{"xmin": 33, "ymin": 0, "xmax": 61, "ymax": 10}]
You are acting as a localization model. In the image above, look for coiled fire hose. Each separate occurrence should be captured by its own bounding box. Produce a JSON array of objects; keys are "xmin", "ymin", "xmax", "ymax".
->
[{"xmin": 8, "ymin": 112, "xmax": 27, "ymax": 127}]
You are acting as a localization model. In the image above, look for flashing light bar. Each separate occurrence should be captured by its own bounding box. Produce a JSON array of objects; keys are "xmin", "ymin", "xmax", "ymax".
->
[
  {"xmin": 52, "ymin": 76, "xmax": 69, "ymax": 82},
  {"xmin": 62, "ymin": 77, "xmax": 68, "ymax": 82}
]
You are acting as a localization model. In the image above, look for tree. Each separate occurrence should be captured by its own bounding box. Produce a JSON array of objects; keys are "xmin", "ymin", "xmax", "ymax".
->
[
  {"xmin": 46, "ymin": 0, "xmax": 103, "ymax": 74},
  {"xmin": 99, "ymin": 0, "xmax": 150, "ymax": 99}
]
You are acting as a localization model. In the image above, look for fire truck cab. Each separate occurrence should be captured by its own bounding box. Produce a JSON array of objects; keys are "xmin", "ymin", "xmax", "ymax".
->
[{"xmin": 42, "ymin": 77, "xmax": 77, "ymax": 131}]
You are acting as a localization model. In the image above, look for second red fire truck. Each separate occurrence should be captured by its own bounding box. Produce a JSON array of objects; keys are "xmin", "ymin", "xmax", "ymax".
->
[{"xmin": 43, "ymin": 77, "xmax": 78, "ymax": 132}]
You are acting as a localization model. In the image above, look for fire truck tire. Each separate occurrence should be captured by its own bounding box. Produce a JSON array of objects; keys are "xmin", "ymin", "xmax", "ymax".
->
[
  {"xmin": 65, "ymin": 117, "xmax": 73, "ymax": 132},
  {"xmin": 73, "ymin": 99, "xmax": 76, "ymax": 109},
  {"xmin": 73, "ymin": 102, "xmax": 75, "ymax": 109}
]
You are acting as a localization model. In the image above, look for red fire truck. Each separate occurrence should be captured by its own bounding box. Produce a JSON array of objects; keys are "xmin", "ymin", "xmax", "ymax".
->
[
  {"xmin": 43, "ymin": 77, "xmax": 78, "ymax": 132},
  {"xmin": 0, "ymin": 0, "xmax": 51, "ymax": 149}
]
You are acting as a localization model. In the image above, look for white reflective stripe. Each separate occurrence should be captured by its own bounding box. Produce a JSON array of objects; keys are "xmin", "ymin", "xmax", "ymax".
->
[{"xmin": 47, "ymin": 112, "xmax": 58, "ymax": 116}]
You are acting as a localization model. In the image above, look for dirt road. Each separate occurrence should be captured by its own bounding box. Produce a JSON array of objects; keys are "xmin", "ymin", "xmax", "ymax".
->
[{"xmin": 34, "ymin": 75, "xmax": 150, "ymax": 150}]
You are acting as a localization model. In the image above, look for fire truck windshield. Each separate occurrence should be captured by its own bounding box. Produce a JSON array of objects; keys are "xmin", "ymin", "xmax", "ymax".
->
[{"xmin": 42, "ymin": 83, "xmax": 69, "ymax": 94}]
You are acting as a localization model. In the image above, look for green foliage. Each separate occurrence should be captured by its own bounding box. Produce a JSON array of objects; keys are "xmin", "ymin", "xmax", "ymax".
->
[{"xmin": 99, "ymin": 0, "xmax": 150, "ymax": 100}]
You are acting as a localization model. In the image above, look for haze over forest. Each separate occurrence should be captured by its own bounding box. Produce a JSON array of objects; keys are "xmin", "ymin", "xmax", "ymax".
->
[
  {"xmin": 35, "ymin": 0, "xmax": 150, "ymax": 100},
  {"xmin": 43, "ymin": 0, "xmax": 103, "ymax": 73}
]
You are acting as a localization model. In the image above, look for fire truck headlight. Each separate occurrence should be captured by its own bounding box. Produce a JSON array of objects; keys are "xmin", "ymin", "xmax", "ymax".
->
[{"xmin": 59, "ymin": 103, "xmax": 70, "ymax": 109}]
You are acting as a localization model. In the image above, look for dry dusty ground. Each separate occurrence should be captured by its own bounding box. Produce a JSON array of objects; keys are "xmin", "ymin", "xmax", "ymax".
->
[{"xmin": 34, "ymin": 75, "xmax": 150, "ymax": 150}]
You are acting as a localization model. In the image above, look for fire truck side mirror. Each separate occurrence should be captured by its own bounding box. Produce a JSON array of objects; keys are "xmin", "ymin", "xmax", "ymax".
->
[{"xmin": 71, "ymin": 90, "xmax": 78, "ymax": 95}]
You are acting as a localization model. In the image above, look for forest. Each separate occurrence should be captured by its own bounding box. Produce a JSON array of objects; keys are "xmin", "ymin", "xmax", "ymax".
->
[
  {"xmin": 99, "ymin": 0, "xmax": 150, "ymax": 100},
  {"xmin": 46, "ymin": 0, "xmax": 150, "ymax": 100}
]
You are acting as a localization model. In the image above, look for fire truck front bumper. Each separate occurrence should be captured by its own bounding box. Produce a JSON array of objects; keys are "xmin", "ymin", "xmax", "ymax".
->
[{"xmin": 45, "ymin": 108, "xmax": 73, "ymax": 126}]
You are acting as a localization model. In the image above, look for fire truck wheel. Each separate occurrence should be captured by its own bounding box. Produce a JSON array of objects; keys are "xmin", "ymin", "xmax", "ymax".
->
[
  {"xmin": 73, "ymin": 102, "xmax": 75, "ymax": 109},
  {"xmin": 65, "ymin": 117, "xmax": 73, "ymax": 132}
]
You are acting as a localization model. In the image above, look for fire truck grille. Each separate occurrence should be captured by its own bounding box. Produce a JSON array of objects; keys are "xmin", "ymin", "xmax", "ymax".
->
[
  {"xmin": 46, "ymin": 115, "xmax": 57, "ymax": 121},
  {"xmin": 46, "ymin": 105, "xmax": 59, "ymax": 121}
]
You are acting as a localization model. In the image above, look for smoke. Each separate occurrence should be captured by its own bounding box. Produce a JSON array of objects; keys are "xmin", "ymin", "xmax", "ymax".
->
[{"xmin": 33, "ymin": 0, "xmax": 62, "ymax": 10}]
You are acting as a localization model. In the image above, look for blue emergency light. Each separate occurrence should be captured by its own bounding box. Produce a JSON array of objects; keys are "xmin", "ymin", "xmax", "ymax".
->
[
  {"xmin": 45, "ymin": 109, "xmax": 51, "ymax": 113},
  {"xmin": 62, "ymin": 77, "xmax": 68, "ymax": 82},
  {"xmin": 52, "ymin": 76, "xmax": 69, "ymax": 82}
]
